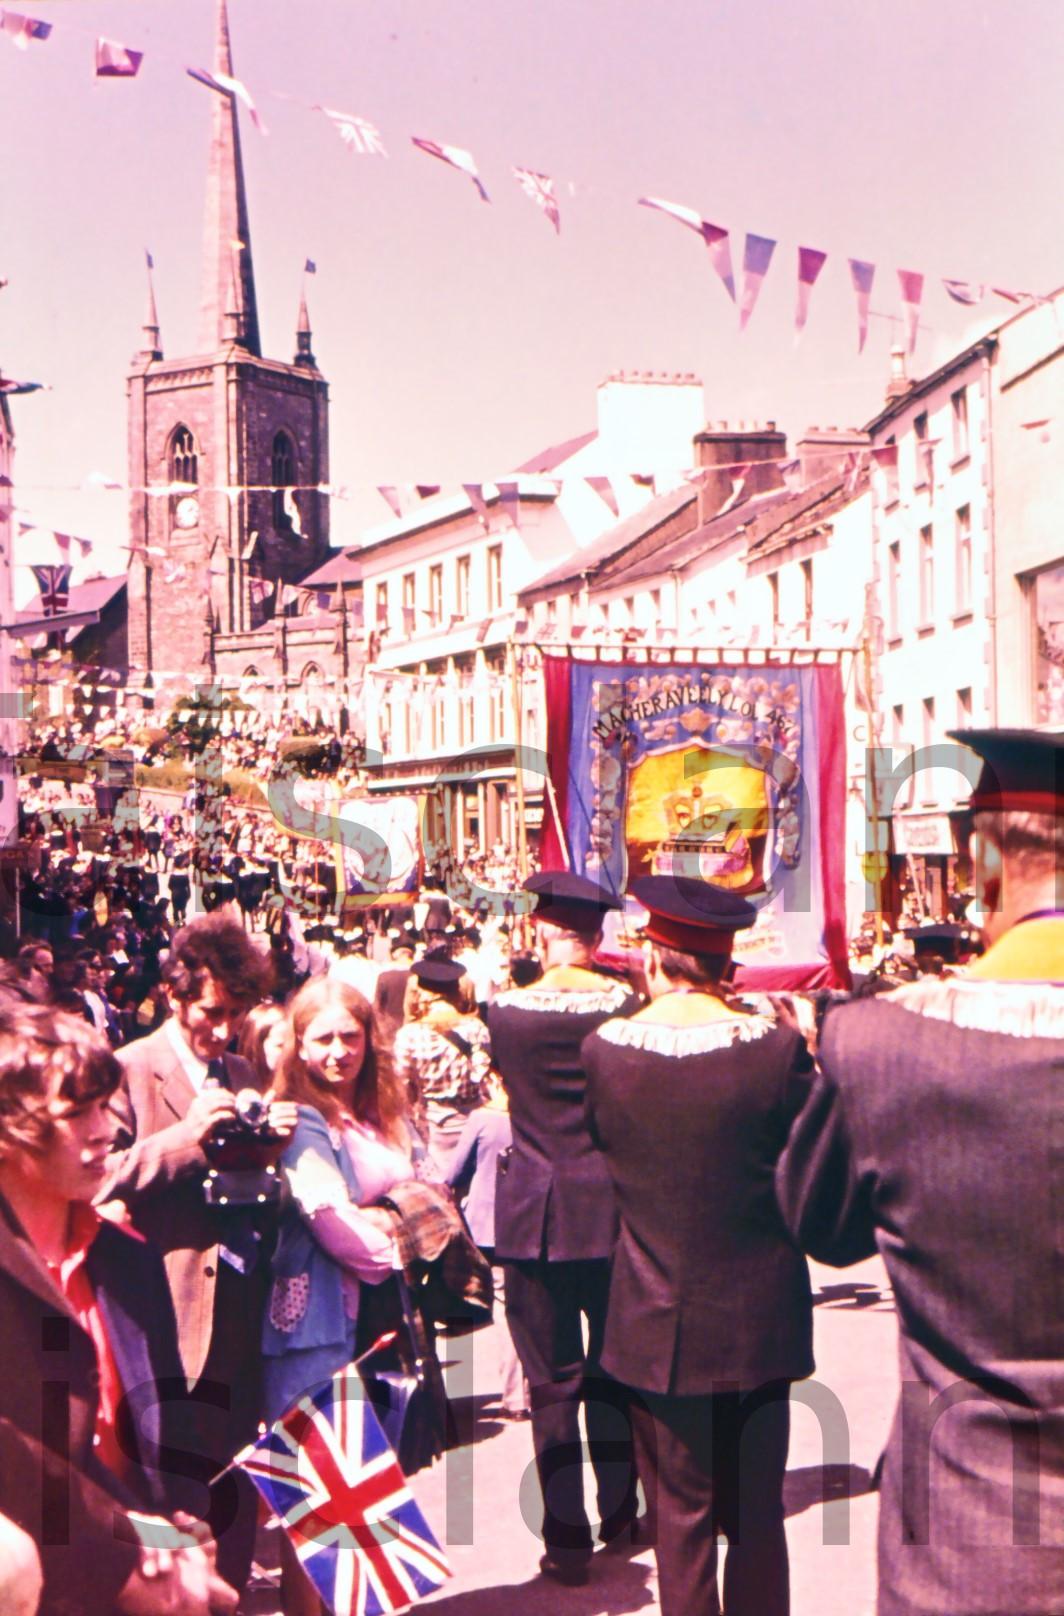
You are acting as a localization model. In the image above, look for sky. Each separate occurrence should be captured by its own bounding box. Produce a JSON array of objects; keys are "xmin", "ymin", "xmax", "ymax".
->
[{"xmin": 3, "ymin": 0, "xmax": 1063, "ymax": 597}]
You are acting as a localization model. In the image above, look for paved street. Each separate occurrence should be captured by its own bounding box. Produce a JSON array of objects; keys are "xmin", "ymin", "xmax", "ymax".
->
[{"xmin": 400, "ymin": 1254, "xmax": 897, "ymax": 1616}]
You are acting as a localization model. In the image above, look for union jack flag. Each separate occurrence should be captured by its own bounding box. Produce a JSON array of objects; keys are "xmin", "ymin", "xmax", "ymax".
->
[
  {"xmin": 316, "ymin": 106, "xmax": 387, "ymax": 156},
  {"xmin": 30, "ymin": 563, "xmax": 71, "ymax": 615},
  {"xmin": 511, "ymin": 166, "xmax": 560, "ymax": 233},
  {"xmin": 235, "ymin": 1366, "xmax": 450, "ymax": 1616}
]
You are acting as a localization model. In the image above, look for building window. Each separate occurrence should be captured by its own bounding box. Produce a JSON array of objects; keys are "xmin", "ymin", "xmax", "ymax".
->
[
  {"xmin": 882, "ymin": 433, "xmax": 899, "ymax": 503},
  {"xmin": 769, "ymin": 572, "xmax": 780, "ymax": 632},
  {"xmin": 801, "ymin": 559, "xmax": 813, "ymax": 629},
  {"xmin": 380, "ymin": 700, "xmax": 392, "ymax": 755},
  {"xmin": 402, "ymin": 572, "xmax": 415, "ymax": 610},
  {"xmin": 375, "ymin": 581, "xmax": 389, "ymax": 630},
  {"xmin": 951, "ymin": 388, "xmax": 969, "ymax": 461},
  {"xmin": 486, "ymin": 544, "xmax": 503, "ymax": 613},
  {"xmin": 487, "ymin": 656, "xmax": 507, "ymax": 742},
  {"xmin": 913, "ymin": 411, "xmax": 929, "ymax": 486},
  {"xmin": 272, "ymin": 431, "xmax": 296, "ymax": 530},
  {"xmin": 650, "ymin": 588, "xmax": 662, "ymax": 622},
  {"xmin": 887, "ymin": 542, "xmax": 902, "ymax": 639},
  {"xmin": 919, "ymin": 525, "xmax": 934, "ymax": 624},
  {"xmin": 428, "ymin": 564, "xmax": 443, "ymax": 627},
  {"xmin": 921, "ymin": 695, "xmax": 935, "ymax": 751},
  {"xmin": 955, "ymin": 505, "xmax": 972, "ymax": 616},
  {"xmin": 956, "ymin": 686, "xmax": 972, "ymax": 726},
  {"xmin": 455, "ymin": 555, "xmax": 471, "ymax": 619},
  {"xmin": 545, "ymin": 597, "xmax": 557, "ymax": 626},
  {"xmin": 458, "ymin": 673, "xmax": 475, "ymax": 747},
  {"xmin": 623, "ymin": 596, "xmax": 635, "ymax": 626},
  {"xmin": 892, "ymin": 703, "xmax": 904, "ymax": 745},
  {"xmin": 170, "ymin": 425, "xmax": 198, "ymax": 486}
]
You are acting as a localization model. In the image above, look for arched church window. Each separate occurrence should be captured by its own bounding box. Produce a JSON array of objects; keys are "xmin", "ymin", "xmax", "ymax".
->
[
  {"xmin": 272, "ymin": 430, "xmax": 296, "ymax": 531},
  {"xmin": 170, "ymin": 426, "xmax": 198, "ymax": 486}
]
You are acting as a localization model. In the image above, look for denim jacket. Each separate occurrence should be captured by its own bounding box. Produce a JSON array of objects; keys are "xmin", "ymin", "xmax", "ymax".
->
[{"xmin": 262, "ymin": 1105, "xmax": 364, "ymax": 1359}]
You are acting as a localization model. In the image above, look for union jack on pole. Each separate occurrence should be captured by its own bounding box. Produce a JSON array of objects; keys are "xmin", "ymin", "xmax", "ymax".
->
[
  {"xmin": 30, "ymin": 564, "xmax": 72, "ymax": 616},
  {"xmin": 235, "ymin": 1366, "xmax": 450, "ymax": 1616}
]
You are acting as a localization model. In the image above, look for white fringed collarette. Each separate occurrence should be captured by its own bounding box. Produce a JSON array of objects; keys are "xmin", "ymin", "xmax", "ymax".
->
[
  {"xmin": 595, "ymin": 1013, "xmax": 776, "ymax": 1058},
  {"xmin": 494, "ymin": 984, "xmax": 633, "ymax": 1016},
  {"xmin": 888, "ymin": 976, "xmax": 1064, "ymax": 1041}
]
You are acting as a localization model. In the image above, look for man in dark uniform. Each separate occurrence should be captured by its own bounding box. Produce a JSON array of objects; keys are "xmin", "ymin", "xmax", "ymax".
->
[
  {"xmin": 487, "ymin": 870, "xmax": 640, "ymax": 1583},
  {"xmin": 584, "ymin": 875, "xmax": 814, "ymax": 1616},
  {"xmin": 777, "ymin": 729, "xmax": 1064, "ymax": 1616}
]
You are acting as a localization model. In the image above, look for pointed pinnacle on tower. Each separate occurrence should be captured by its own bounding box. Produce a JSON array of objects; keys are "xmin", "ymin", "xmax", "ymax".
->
[
  {"xmin": 295, "ymin": 285, "xmax": 315, "ymax": 366},
  {"xmin": 141, "ymin": 254, "xmax": 162, "ymax": 360},
  {"xmin": 196, "ymin": 0, "xmax": 261, "ymax": 356}
]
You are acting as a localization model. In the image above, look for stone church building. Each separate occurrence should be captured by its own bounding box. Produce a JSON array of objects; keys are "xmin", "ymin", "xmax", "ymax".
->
[{"xmin": 125, "ymin": 0, "xmax": 361, "ymax": 725}]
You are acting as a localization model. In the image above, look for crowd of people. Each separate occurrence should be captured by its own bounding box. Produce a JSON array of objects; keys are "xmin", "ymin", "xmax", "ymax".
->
[{"xmin": 1, "ymin": 722, "xmax": 1063, "ymax": 1616}]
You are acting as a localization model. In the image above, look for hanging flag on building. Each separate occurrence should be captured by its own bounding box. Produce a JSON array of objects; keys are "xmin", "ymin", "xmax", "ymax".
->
[
  {"xmin": 314, "ymin": 106, "xmax": 387, "ymax": 155},
  {"xmin": 585, "ymin": 476, "xmax": 618, "ymax": 516},
  {"xmin": 638, "ymin": 196, "xmax": 736, "ymax": 303},
  {"xmin": 30, "ymin": 564, "xmax": 71, "ymax": 615},
  {"xmin": 187, "ymin": 65, "xmax": 267, "ymax": 135},
  {"xmin": 0, "ymin": 10, "xmax": 51, "ymax": 47},
  {"xmin": 51, "ymin": 532, "xmax": 71, "ymax": 561},
  {"xmin": 848, "ymin": 259, "xmax": 875, "ymax": 353},
  {"xmin": 412, "ymin": 137, "xmax": 489, "ymax": 202},
  {"xmin": 942, "ymin": 279, "xmax": 984, "ymax": 306},
  {"xmin": 235, "ymin": 1365, "xmax": 450, "ymax": 1616},
  {"xmin": 739, "ymin": 234, "xmax": 776, "ymax": 331},
  {"xmin": 897, "ymin": 269, "xmax": 924, "ymax": 355},
  {"xmin": 95, "ymin": 37, "xmax": 143, "ymax": 77},
  {"xmin": 462, "ymin": 484, "xmax": 491, "ymax": 530},
  {"xmin": 511, "ymin": 167, "xmax": 560, "ymax": 232},
  {"xmin": 497, "ymin": 481, "xmax": 520, "ymax": 530},
  {"xmin": 795, "ymin": 247, "xmax": 828, "ymax": 337}
]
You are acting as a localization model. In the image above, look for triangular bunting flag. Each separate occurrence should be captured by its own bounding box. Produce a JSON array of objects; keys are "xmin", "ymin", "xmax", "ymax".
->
[
  {"xmin": 942, "ymin": 279, "xmax": 984, "ymax": 306},
  {"xmin": 849, "ymin": 259, "xmax": 875, "ymax": 353},
  {"xmin": 377, "ymin": 486, "xmax": 404, "ymax": 520},
  {"xmin": 314, "ymin": 106, "xmax": 387, "ymax": 155},
  {"xmin": 638, "ymin": 196, "xmax": 736, "ymax": 302},
  {"xmin": 586, "ymin": 476, "xmax": 619, "ymax": 516},
  {"xmin": 462, "ymin": 484, "xmax": 491, "ymax": 530},
  {"xmin": 739, "ymin": 234, "xmax": 776, "ymax": 331},
  {"xmin": 0, "ymin": 10, "xmax": 51, "ymax": 47},
  {"xmin": 187, "ymin": 66, "xmax": 267, "ymax": 135},
  {"xmin": 897, "ymin": 269, "xmax": 924, "ymax": 356},
  {"xmin": 497, "ymin": 481, "xmax": 521, "ymax": 530},
  {"xmin": 282, "ymin": 487, "xmax": 303, "ymax": 537},
  {"xmin": 512, "ymin": 167, "xmax": 560, "ymax": 232},
  {"xmin": 795, "ymin": 247, "xmax": 828, "ymax": 337},
  {"xmin": 412, "ymin": 137, "xmax": 490, "ymax": 202}
]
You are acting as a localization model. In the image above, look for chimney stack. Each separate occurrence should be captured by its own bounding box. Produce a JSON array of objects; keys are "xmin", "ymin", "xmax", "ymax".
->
[
  {"xmin": 794, "ymin": 426, "xmax": 869, "ymax": 486},
  {"xmin": 691, "ymin": 422, "xmax": 787, "ymax": 522}
]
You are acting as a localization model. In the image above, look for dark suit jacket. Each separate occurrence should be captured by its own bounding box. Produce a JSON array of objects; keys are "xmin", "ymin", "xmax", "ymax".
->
[
  {"xmin": 374, "ymin": 967, "xmax": 411, "ymax": 1043},
  {"xmin": 488, "ymin": 971, "xmax": 640, "ymax": 1262},
  {"xmin": 583, "ymin": 1010, "xmax": 814, "ymax": 1396},
  {"xmin": 101, "ymin": 1021, "xmax": 258, "ymax": 1382},
  {"xmin": 0, "ymin": 1195, "xmax": 201, "ymax": 1616},
  {"xmin": 777, "ymin": 971, "xmax": 1064, "ymax": 1616}
]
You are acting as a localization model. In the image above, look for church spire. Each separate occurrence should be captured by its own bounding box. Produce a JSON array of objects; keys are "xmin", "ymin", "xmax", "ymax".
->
[{"xmin": 196, "ymin": 0, "xmax": 261, "ymax": 356}]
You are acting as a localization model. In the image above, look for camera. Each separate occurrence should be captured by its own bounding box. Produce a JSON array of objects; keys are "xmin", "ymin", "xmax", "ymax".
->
[{"xmin": 202, "ymin": 1087, "xmax": 285, "ymax": 1206}]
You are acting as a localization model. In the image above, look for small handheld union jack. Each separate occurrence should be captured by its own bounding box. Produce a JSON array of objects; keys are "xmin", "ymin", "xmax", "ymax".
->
[{"xmin": 234, "ymin": 1365, "xmax": 450, "ymax": 1616}]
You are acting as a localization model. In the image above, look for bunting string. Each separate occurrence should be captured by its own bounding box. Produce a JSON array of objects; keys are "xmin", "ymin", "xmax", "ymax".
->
[{"xmin": 0, "ymin": 5, "xmax": 1044, "ymax": 349}]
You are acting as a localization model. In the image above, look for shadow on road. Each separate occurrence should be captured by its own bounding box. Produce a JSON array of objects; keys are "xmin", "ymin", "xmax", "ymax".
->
[
  {"xmin": 423, "ymin": 1556, "xmax": 656, "ymax": 1614},
  {"xmin": 784, "ymin": 1461, "xmax": 876, "ymax": 1518},
  {"xmin": 814, "ymin": 1281, "xmax": 893, "ymax": 1310}
]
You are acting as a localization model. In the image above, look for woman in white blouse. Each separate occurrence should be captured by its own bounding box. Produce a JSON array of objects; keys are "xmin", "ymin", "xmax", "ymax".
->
[{"xmin": 262, "ymin": 978, "xmax": 419, "ymax": 1427}]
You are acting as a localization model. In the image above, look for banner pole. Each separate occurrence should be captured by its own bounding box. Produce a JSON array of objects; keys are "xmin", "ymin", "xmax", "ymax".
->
[
  {"xmin": 862, "ymin": 627, "xmax": 885, "ymax": 947},
  {"xmin": 509, "ymin": 640, "xmax": 529, "ymax": 884}
]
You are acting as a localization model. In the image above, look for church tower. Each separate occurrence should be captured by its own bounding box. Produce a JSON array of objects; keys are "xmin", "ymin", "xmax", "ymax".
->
[{"xmin": 126, "ymin": 0, "xmax": 329, "ymax": 687}]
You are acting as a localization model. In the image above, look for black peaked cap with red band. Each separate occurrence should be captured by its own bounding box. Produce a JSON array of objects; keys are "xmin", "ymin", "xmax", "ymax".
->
[
  {"xmin": 522, "ymin": 869, "xmax": 623, "ymax": 932},
  {"xmin": 630, "ymin": 875, "xmax": 759, "ymax": 957},
  {"xmin": 948, "ymin": 727, "xmax": 1064, "ymax": 816}
]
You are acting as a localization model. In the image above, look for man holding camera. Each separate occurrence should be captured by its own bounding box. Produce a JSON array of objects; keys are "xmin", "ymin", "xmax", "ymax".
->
[{"xmin": 101, "ymin": 912, "xmax": 296, "ymax": 1596}]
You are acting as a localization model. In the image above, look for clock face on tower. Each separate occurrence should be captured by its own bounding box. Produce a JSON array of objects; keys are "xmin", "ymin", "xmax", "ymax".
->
[{"xmin": 174, "ymin": 495, "xmax": 199, "ymax": 530}]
